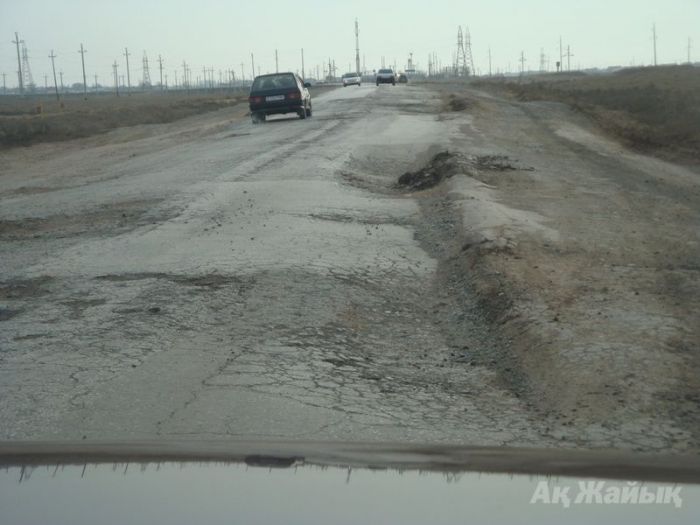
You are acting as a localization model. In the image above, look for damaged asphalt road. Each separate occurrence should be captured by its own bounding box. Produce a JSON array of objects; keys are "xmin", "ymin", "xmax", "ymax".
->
[{"xmin": 1, "ymin": 83, "xmax": 699, "ymax": 453}]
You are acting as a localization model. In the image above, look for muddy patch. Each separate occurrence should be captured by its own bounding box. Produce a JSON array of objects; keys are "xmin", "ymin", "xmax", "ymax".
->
[
  {"xmin": 397, "ymin": 152, "xmax": 534, "ymax": 191},
  {"xmin": 95, "ymin": 272, "xmax": 248, "ymax": 290},
  {"xmin": 444, "ymin": 94, "xmax": 476, "ymax": 112},
  {"xmin": 0, "ymin": 308, "xmax": 21, "ymax": 321},
  {"xmin": 397, "ymin": 151, "xmax": 472, "ymax": 191},
  {"xmin": 0, "ymin": 199, "xmax": 166, "ymax": 240},
  {"xmin": 476, "ymin": 155, "xmax": 518, "ymax": 171},
  {"xmin": 0, "ymin": 276, "xmax": 54, "ymax": 300}
]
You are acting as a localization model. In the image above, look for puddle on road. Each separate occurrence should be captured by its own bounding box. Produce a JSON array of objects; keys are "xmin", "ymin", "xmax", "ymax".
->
[{"xmin": 1, "ymin": 461, "xmax": 697, "ymax": 524}]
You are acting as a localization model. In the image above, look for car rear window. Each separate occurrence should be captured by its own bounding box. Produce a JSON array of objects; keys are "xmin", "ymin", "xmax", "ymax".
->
[
  {"xmin": 378, "ymin": 69, "xmax": 393, "ymax": 74},
  {"xmin": 252, "ymin": 74, "xmax": 297, "ymax": 91}
]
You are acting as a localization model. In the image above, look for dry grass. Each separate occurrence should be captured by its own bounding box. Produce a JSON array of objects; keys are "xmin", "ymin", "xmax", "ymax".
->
[
  {"xmin": 0, "ymin": 90, "xmax": 247, "ymax": 147},
  {"xmin": 473, "ymin": 65, "xmax": 700, "ymax": 162}
]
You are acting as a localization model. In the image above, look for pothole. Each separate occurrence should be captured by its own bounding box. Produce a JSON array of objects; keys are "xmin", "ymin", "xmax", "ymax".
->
[
  {"xmin": 397, "ymin": 151, "xmax": 533, "ymax": 191},
  {"xmin": 397, "ymin": 151, "xmax": 471, "ymax": 191}
]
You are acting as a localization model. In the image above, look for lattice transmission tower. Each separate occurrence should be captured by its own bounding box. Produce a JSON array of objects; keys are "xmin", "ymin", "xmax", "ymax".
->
[
  {"xmin": 455, "ymin": 27, "xmax": 467, "ymax": 76},
  {"xmin": 142, "ymin": 51, "xmax": 151, "ymax": 87},
  {"xmin": 21, "ymin": 43, "xmax": 35, "ymax": 91},
  {"xmin": 464, "ymin": 27, "xmax": 475, "ymax": 76},
  {"xmin": 455, "ymin": 26, "xmax": 476, "ymax": 77}
]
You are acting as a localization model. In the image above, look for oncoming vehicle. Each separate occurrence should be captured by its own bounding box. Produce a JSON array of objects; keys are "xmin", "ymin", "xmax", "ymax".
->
[
  {"xmin": 376, "ymin": 68, "xmax": 395, "ymax": 86},
  {"xmin": 248, "ymin": 72, "xmax": 312, "ymax": 123},
  {"xmin": 342, "ymin": 72, "xmax": 362, "ymax": 87},
  {"xmin": 398, "ymin": 73, "xmax": 408, "ymax": 83}
]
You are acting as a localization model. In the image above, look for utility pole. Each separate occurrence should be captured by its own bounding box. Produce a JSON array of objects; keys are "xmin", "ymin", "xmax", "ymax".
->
[
  {"xmin": 158, "ymin": 55, "xmax": 164, "ymax": 90},
  {"xmin": 113, "ymin": 60, "xmax": 119, "ymax": 96},
  {"xmin": 275, "ymin": 49, "xmax": 279, "ymax": 73},
  {"xmin": 519, "ymin": 51, "xmax": 526, "ymax": 76},
  {"xmin": 251, "ymin": 53, "xmax": 255, "ymax": 80},
  {"xmin": 565, "ymin": 45, "xmax": 574, "ymax": 71},
  {"xmin": 49, "ymin": 50, "xmax": 59, "ymax": 101},
  {"xmin": 240, "ymin": 62, "xmax": 245, "ymax": 82},
  {"xmin": 488, "ymin": 47, "xmax": 492, "ymax": 76},
  {"xmin": 355, "ymin": 18, "xmax": 361, "ymax": 74},
  {"xmin": 94, "ymin": 74, "xmax": 98, "ymax": 91},
  {"xmin": 78, "ymin": 43, "xmax": 87, "ymax": 98},
  {"xmin": 202, "ymin": 66, "xmax": 207, "ymax": 89},
  {"xmin": 59, "ymin": 71, "xmax": 64, "ymax": 92},
  {"xmin": 12, "ymin": 33, "xmax": 24, "ymax": 94},
  {"xmin": 301, "ymin": 48, "xmax": 305, "ymax": 80},
  {"xmin": 123, "ymin": 47, "xmax": 131, "ymax": 94},
  {"xmin": 688, "ymin": 38, "xmax": 693, "ymax": 64},
  {"xmin": 3, "ymin": 73, "xmax": 7, "ymax": 95},
  {"xmin": 652, "ymin": 24, "xmax": 658, "ymax": 66},
  {"xmin": 174, "ymin": 70, "xmax": 178, "ymax": 89},
  {"xmin": 540, "ymin": 48, "xmax": 546, "ymax": 73},
  {"xmin": 559, "ymin": 36, "xmax": 563, "ymax": 73}
]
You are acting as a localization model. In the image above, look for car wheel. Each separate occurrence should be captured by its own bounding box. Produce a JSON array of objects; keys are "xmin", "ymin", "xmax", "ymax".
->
[
  {"xmin": 306, "ymin": 105, "xmax": 312, "ymax": 117},
  {"xmin": 298, "ymin": 108, "xmax": 306, "ymax": 120},
  {"xmin": 376, "ymin": 82, "xmax": 379, "ymax": 86}
]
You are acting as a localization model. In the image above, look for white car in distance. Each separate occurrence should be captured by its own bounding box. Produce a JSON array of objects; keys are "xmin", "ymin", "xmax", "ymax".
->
[{"xmin": 342, "ymin": 72, "xmax": 362, "ymax": 87}]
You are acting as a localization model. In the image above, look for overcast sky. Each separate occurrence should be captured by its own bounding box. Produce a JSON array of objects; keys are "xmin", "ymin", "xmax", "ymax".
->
[{"xmin": 1, "ymin": 0, "xmax": 698, "ymax": 87}]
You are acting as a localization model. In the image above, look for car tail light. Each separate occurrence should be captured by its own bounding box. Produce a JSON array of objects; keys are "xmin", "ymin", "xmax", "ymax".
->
[
  {"xmin": 249, "ymin": 96, "xmax": 263, "ymax": 104},
  {"xmin": 287, "ymin": 92, "xmax": 301, "ymax": 100}
]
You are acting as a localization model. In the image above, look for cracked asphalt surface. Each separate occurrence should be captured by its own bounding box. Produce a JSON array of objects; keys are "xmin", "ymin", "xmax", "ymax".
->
[
  {"xmin": 0, "ymin": 85, "xmax": 550, "ymax": 444},
  {"xmin": 2, "ymin": 83, "xmax": 698, "ymax": 453}
]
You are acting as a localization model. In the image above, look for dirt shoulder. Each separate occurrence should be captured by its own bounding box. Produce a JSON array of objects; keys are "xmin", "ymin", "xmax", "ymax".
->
[
  {"xmin": 471, "ymin": 65, "xmax": 700, "ymax": 164},
  {"xmin": 413, "ymin": 83, "xmax": 700, "ymax": 453},
  {"xmin": 0, "ymin": 86, "xmax": 335, "ymax": 148}
]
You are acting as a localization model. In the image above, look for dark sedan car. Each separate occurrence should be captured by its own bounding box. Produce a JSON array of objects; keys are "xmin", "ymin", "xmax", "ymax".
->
[
  {"xmin": 248, "ymin": 72, "xmax": 312, "ymax": 123},
  {"xmin": 376, "ymin": 68, "xmax": 396, "ymax": 85}
]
